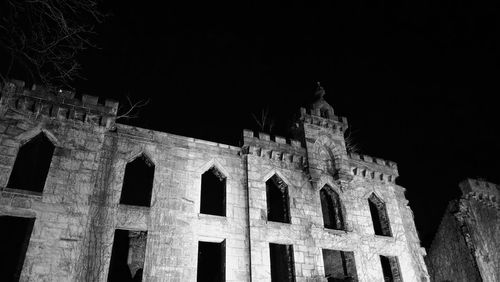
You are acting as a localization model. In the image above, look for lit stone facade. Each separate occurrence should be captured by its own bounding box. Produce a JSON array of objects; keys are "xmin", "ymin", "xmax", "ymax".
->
[{"xmin": 0, "ymin": 80, "xmax": 429, "ymax": 281}]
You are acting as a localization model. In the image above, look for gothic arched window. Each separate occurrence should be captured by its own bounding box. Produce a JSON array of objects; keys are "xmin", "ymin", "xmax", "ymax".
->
[
  {"xmin": 320, "ymin": 185, "xmax": 345, "ymax": 230},
  {"xmin": 266, "ymin": 174, "xmax": 291, "ymax": 223},
  {"xmin": 8, "ymin": 133, "xmax": 55, "ymax": 193},
  {"xmin": 368, "ymin": 193, "xmax": 391, "ymax": 236},
  {"xmin": 120, "ymin": 154, "xmax": 155, "ymax": 207},
  {"xmin": 200, "ymin": 166, "xmax": 226, "ymax": 216}
]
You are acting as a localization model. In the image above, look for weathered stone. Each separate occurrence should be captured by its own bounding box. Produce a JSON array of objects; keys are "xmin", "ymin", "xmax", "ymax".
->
[{"xmin": 0, "ymin": 80, "xmax": 429, "ymax": 281}]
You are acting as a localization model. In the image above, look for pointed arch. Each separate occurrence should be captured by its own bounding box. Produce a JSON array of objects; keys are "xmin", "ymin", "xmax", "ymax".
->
[
  {"xmin": 200, "ymin": 165, "xmax": 226, "ymax": 216},
  {"xmin": 266, "ymin": 174, "xmax": 291, "ymax": 223},
  {"xmin": 368, "ymin": 193, "xmax": 392, "ymax": 236},
  {"xmin": 119, "ymin": 153, "xmax": 155, "ymax": 207},
  {"xmin": 320, "ymin": 185, "xmax": 345, "ymax": 230},
  {"xmin": 198, "ymin": 159, "xmax": 230, "ymax": 180},
  {"xmin": 8, "ymin": 132, "xmax": 55, "ymax": 193}
]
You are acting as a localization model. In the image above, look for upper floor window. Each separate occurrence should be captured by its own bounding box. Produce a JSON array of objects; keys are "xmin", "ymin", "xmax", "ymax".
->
[
  {"xmin": 368, "ymin": 193, "xmax": 391, "ymax": 236},
  {"xmin": 200, "ymin": 166, "xmax": 226, "ymax": 216},
  {"xmin": 7, "ymin": 133, "xmax": 55, "ymax": 193},
  {"xmin": 266, "ymin": 174, "xmax": 291, "ymax": 223},
  {"xmin": 320, "ymin": 185, "xmax": 345, "ymax": 230},
  {"xmin": 120, "ymin": 154, "xmax": 154, "ymax": 207}
]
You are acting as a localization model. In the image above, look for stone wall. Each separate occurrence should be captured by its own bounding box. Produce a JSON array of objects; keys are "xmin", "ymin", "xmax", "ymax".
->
[
  {"xmin": 0, "ymin": 80, "xmax": 429, "ymax": 281},
  {"xmin": 426, "ymin": 179, "xmax": 499, "ymax": 282}
]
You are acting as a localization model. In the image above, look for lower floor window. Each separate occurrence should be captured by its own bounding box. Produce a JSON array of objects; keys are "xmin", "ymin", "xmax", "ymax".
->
[
  {"xmin": 322, "ymin": 249, "xmax": 358, "ymax": 281},
  {"xmin": 269, "ymin": 243, "xmax": 296, "ymax": 282}
]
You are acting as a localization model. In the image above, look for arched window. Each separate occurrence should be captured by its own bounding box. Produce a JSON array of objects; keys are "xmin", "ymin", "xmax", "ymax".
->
[
  {"xmin": 320, "ymin": 108, "xmax": 329, "ymax": 119},
  {"xmin": 266, "ymin": 174, "xmax": 291, "ymax": 223},
  {"xmin": 120, "ymin": 154, "xmax": 155, "ymax": 207},
  {"xmin": 320, "ymin": 185, "xmax": 345, "ymax": 230},
  {"xmin": 200, "ymin": 166, "xmax": 226, "ymax": 216},
  {"xmin": 368, "ymin": 193, "xmax": 391, "ymax": 236},
  {"xmin": 8, "ymin": 133, "xmax": 55, "ymax": 193}
]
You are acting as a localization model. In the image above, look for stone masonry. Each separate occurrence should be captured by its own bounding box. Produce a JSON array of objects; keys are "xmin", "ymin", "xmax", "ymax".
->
[
  {"xmin": 426, "ymin": 179, "xmax": 500, "ymax": 282},
  {"xmin": 0, "ymin": 80, "xmax": 429, "ymax": 281}
]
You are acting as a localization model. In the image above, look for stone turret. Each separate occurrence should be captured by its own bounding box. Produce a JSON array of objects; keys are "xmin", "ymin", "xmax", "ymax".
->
[{"xmin": 292, "ymin": 83, "xmax": 352, "ymax": 189}]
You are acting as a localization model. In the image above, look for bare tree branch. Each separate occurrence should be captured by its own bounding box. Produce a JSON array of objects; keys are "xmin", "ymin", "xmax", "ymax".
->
[
  {"xmin": 0, "ymin": 0, "xmax": 104, "ymax": 89},
  {"xmin": 251, "ymin": 106, "xmax": 275, "ymax": 133},
  {"xmin": 116, "ymin": 96, "xmax": 150, "ymax": 121}
]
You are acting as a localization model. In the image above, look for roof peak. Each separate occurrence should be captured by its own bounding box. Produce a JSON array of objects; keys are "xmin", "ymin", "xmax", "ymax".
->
[{"xmin": 315, "ymin": 81, "xmax": 325, "ymax": 98}]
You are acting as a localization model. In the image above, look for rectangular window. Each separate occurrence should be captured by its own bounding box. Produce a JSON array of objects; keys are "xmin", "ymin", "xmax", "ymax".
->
[
  {"xmin": 0, "ymin": 216, "xmax": 35, "ymax": 281},
  {"xmin": 197, "ymin": 240, "xmax": 225, "ymax": 282},
  {"xmin": 380, "ymin": 255, "xmax": 402, "ymax": 282},
  {"xmin": 269, "ymin": 243, "xmax": 295, "ymax": 282},
  {"xmin": 108, "ymin": 229, "xmax": 147, "ymax": 282},
  {"xmin": 322, "ymin": 249, "xmax": 358, "ymax": 281}
]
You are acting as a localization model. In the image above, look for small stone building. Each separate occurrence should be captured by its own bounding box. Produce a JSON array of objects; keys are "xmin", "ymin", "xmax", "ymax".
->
[
  {"xmin": 426, "ymin": 179, "xmax": 500, "ymax": 282},
  {"xmin": 0, "ymin": 80, "xmax": 429, "ymax": 281}
]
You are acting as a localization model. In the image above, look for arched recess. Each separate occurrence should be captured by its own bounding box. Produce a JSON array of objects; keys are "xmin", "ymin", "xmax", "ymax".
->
[
  {"xmin": 368, "ymin": 193, "xmax": 392, "ymax": 236},
  {"xmin": 119, "ymin": 153, "xmax": 155, "ymax": 207},
  {"xmin": 320, "ymin": 185, "xmax": 345, "ymax": 230},
  {"xmin": 266, "ymin": 174, "xmax": 291, "ymax": 223},
  {"xmin": 200, "ymin": 166, "xmax": 226, "ymax": 216},
  {"xmin": 8, "ymin": 132, "xmax": 55, "ymax": 193}
]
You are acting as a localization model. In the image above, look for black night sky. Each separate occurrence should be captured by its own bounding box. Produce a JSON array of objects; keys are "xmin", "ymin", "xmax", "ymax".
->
[{"xmin": 73, "ymin": 0, "xmax": 498, "ymax": 247}]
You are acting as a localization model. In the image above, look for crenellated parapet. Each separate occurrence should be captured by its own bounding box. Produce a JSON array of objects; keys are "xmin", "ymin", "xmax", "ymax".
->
[
  {"xmin": 348, "ymin": 152, "xmax": 398, "ymax": 183},
  {"xmin": 0, "ymin": 79, "xmax": 118, "ymax": 128},
  {"xmin": 242, "ymin": 129, "xmax": 306, "ymax": 167},
  {"xmin": 459, "ymin": 178, "xmax": 499, "ymax": 209},
  {"xmin": 298, "ymin": 107, "xmax": 349, "ymax": 133}
]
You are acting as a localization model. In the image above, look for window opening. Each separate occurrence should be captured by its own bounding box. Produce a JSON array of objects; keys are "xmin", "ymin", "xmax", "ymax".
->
[
  {"xmin": 266, "ymin": 175, "xmax": 291, "ymax": 223},
  {"xmin": 320, "ymin": 186, "xmax": 345, "ymax": 230},
  {"xmin": 120, "ymin": 154, "xmax": 155, "ymax": 207},
  {"xmin": 368, "ymin": 194, "xmax": 391, "ymax": 236},
  {"xmin": 320, "ymin": 108, "xmax": 329, "ymax": 119},
  {"xmin": 108, "ymin": 229, "xmax": 147, "ymax": 282},
  {"xmin": 200, "ymin": 167, "xmax": 226, "ymax": 216},
  {"xmin": 322, "ymin": 249, "xmax": 358, "ymax": 281},
  {"xmin": 269, "ymin": 243, "xmax": 295, "ymax": 282},
  {"xmin": 0, "ymin": 216, "xmax": 35, "ymax": 281},
  {"xmin": 380, "ymin": 255, "xmax": 402, "ymax": 282},
  {"xmin": 197, "ymin": 241, "xmax": 225, "ymax": 282},
  {"xmin": 8, "ymin": 133, "xmax": 55, "ymax": 193}
]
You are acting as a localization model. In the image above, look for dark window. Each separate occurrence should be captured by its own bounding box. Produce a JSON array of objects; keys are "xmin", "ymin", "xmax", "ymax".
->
[
  {"xmin": 368, "ymin": 194, "xmax": 392, "ymax": 236},
  {"xmin": 320, "ymin": 108, "xmax": 329, "ymax": 118},
  {"xmin": 320, "ymin": 186, "xmax": 345, "ymax": 230},
  {"xmin": 197, "ymin": 241, "xmax": 225, "ymax": 282},
  {"xmin": 380, "ymin": 255, "xmax": 402, "ymax": 282},
  {"xmin": 108, "ymin": 229, "xmax": 147, "ymax": 282},
  {"xmin": 120, "ymin": 154, "xmax": 155, "ymax": 207},
  {"xmin": 322, "ymin": 249, "xmax": 358, "ymax": 282},
  {"xmin": 0, "ymin": 216, "xmax": 35, "ymax": 281},
  {"xmin": 269, "ymin": 243, "xmax": 295, "ymax": 282},
  {"xmin": 200, "ymin": 167, "xmax": 226, "ymax": 216},
  {"xmin": 266, "ymin": 175, "xmax": 291, "ymax": 223},
  {"xmin": 7, "ymin": 133, "xmax": 55, "ymax": 193}
]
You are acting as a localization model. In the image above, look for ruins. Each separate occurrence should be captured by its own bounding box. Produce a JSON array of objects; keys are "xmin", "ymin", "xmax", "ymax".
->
[{"xmin": 0, "ymin": 80, "xmax": 429, "ymax": 281}]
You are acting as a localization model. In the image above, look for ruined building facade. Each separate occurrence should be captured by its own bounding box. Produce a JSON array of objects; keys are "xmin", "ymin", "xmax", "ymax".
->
[
  {"xmin": 0, "ymin": 80, "xmax": 429, "ymax": 281},
  {"xmin": 426, "ymin": 179, "xmax": 500, "ymax": 282}
]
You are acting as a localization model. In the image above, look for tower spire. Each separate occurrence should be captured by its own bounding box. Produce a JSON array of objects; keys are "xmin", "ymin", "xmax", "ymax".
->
[{"xmin": 315, "ymin": 81, "xmax": 326, "ymax": 99}]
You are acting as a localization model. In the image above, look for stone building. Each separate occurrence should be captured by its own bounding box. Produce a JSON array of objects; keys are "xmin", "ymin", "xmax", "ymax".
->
[
  {"xmin": 0, "ymin": 80, "xmax": 429, "ymax": 281},
  {"xmin": 426, "ymin": 179, "xmax": 500, "ymax": 282}
]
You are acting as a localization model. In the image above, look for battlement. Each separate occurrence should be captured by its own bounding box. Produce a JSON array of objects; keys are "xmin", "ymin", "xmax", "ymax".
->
[
  {"xmin": 299, "ymin": 107, "xmax": 348, "ymax": 132},
  {"xmin": 348, "ymin": 152, "xmax": 398, "ymax": 182},
  {"xmin": 0, "ymin": 79, "xmax": 118, "ymax": 128},
  {"xmin": 459, "ymin": 178, "xmax": 499, "ymax": 207},
  {"xmin": 242, "ymin": 129, "xmax": 306, "ymax": 166}
]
